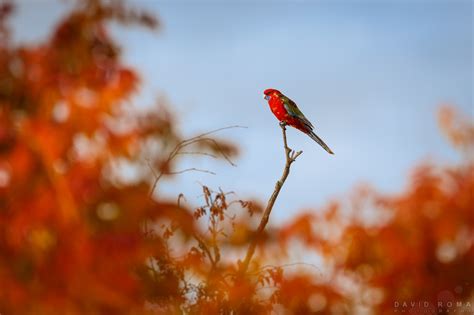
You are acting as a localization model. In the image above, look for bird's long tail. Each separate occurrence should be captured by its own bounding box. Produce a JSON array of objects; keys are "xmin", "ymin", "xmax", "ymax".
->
[{"xmin": 307, "ymin": 131, "xmax": 334, "ymax": 154}]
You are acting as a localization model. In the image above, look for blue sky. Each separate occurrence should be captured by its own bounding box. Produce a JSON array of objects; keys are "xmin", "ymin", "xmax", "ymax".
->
[{"xmin": 14, "ymin": 0, "xmax": 473, "ymax": 222}]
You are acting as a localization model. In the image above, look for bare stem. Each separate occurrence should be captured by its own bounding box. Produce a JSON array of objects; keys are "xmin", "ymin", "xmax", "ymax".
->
[
  {"xmin": 194, "ymin": 232, "xmax": 216, "ymax": 267},
  {"xmin": 238, "ymin": 122, "xmax": 302, "ymax": 275},
  {"xmin": 148, "ymin": 125, "xmax": 245, "ymax": 198}
]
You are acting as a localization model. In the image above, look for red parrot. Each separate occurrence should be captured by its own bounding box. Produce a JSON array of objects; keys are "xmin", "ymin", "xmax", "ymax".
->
[{"xmin": 263, "ymin": 88, "xmax": 334, "ymax": 154}]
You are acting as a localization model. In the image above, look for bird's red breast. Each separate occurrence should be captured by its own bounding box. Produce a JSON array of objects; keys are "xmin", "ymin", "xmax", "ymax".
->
[{"xmin": 268, "ymin": 95, "xmax": 289, "ymax": 122}]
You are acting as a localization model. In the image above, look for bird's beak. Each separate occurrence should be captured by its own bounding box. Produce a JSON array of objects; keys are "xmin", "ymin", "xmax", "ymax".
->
[{"xmin": 264, "ymin": 95, "xmax": 270, "ymax": 100}]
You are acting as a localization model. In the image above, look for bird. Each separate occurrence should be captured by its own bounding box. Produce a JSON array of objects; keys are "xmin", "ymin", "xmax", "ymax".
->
[{"xmin": 263, "ymin": 88, "xmax": 334, "ymax": 154}]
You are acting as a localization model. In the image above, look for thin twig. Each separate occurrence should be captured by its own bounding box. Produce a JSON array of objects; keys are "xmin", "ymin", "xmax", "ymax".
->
[
  {"xmin": 181, "ymin": 137, "xmax": 237, "ymax": 166},
  {"xmin": 146, "ymin": 159, "xmax": 158, "ymax": 178},
  {"xmin": 184, "ymin": 125, "xmax": 247, "ymax": 142},
  {"xmin": 193, "ymin": 232, "xmax": 216, "ymax": 266},
  {"xmin": 168, "ymin": 168, "xmax": 216, "ymax": 176},
  {"xmin": 176, "ymin": 152, "xmax": 219, "ymax": 159},
  {"xmin": 148, "ymin": 125, "xmax": 245, "ymax": 198},
  {"xmin": 238, "ymin": 122, "xmax": 302, "ymax": 276}
]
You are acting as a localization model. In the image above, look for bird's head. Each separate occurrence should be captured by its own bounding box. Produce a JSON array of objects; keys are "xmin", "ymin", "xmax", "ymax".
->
[{"xmin": 263, "ymin": 88, "xmax": 281, "ymax": 101}]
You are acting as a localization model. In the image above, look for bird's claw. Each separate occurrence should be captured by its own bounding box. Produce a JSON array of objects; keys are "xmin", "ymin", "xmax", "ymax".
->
[{"xmin": 279, "ymin": 121, "xmax": 287, "ymax": 128}]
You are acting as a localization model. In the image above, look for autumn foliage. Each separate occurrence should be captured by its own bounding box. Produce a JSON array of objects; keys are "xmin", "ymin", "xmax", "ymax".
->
[{"xmin": 0, "ymin": 1, "xmax": 473, "ymax": 315}]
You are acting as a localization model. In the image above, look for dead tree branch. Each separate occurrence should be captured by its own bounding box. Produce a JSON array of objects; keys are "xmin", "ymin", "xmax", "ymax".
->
[
  {"xmin": 148, "ymin": 125, "xmax": 246, "ymax": 198},
  {"xmin": 238, "ymin": 122, "xmax": 302, "ymax": 275}
]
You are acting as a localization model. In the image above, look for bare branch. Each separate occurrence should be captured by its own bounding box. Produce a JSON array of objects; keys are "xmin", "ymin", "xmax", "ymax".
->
[
  {"xmin": 149, "ymin": 174, "xmax": 164, "ymax": 198},
  {"xmin": 183, "ymin": 125, "xmax": 247, "ymax": 143},
  {"xmin": 193, "ymin": 232, "xmax": 216, "ymax": 267},
  {"xmin": 146, "ymin": 159, "xmax": 158, "ymax": 178},
  {"xmin": 183, "ymin": 137, "xmax": 237, "ymax": 166},
  {"xmin": 168, "ymin": 168, "xmax": 216, "ymax": 176},
  {"xmin": 176, "ymin": 151, "xmax": 219, "ymax": 159},
  {"xmin": 148, "ymin": 125, "xmax": 244, "ymax": 198},
  {"xmin": 238, "ymin": 122, "xmax": 302, "ymax": 276}
]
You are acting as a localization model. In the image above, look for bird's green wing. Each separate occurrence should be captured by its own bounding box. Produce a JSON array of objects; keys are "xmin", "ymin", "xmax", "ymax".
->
[{"xmin": 280, "ymin": 95, "xmax": 314, "ymax": 129}]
